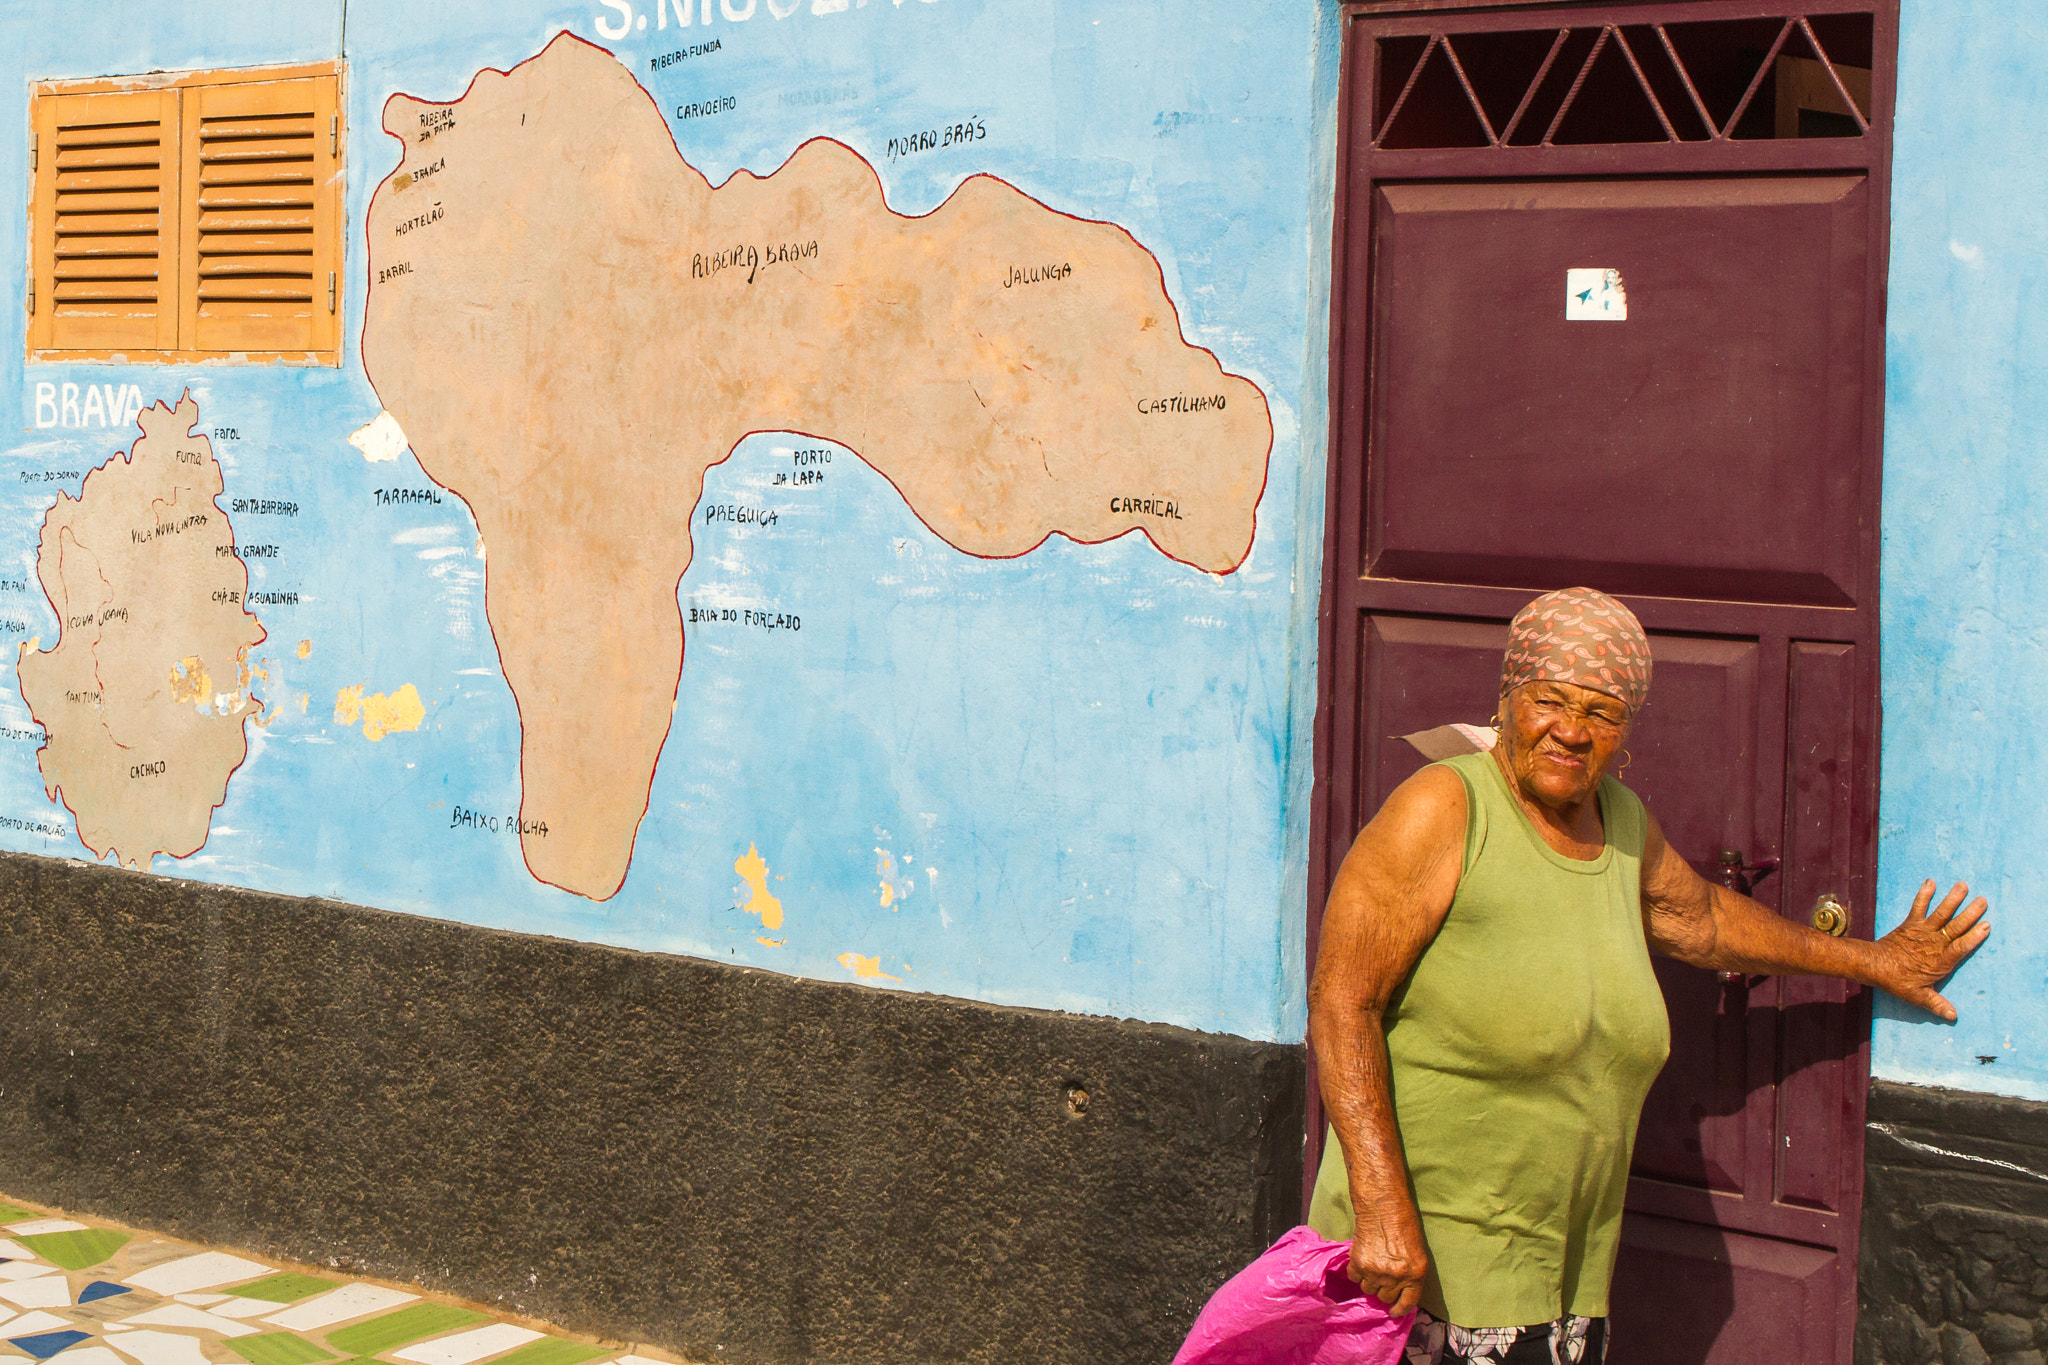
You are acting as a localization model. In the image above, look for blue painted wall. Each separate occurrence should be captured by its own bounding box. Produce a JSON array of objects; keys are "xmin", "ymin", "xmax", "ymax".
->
[
  {"xmin": 8, "ymin": 0, "xmax": 2028, "ymax": 1097},
  {"xmin": 1873, "ymin": 0, "xmax": 2048, "ymax": 1099},
  {"xmin": 0, "ymin": 1, "xmax": 1340, "ymax": 1043}
]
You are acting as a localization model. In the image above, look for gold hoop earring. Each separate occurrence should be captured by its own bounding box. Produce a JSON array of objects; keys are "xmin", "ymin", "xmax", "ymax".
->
[{"xmin": 1620, "ymin": 748, "xmax": 1633, "ymax": 772}]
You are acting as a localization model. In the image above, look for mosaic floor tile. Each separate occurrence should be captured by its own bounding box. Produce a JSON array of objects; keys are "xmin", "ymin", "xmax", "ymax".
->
[
  {"xmin": 99, "ymin": 1328, "xmax": 212, "ymax": 1365},
  {"xmin": 69, "ymin": 1293, "xmax": 161, "ymax": 1326},
  {"xmin": 3, "ymin": 1312, "xmax": 81, "ymax": 1337},
  {"xmin": 0, "ymin": 1277, "xmax": 72, "ymax": 1310},
  {"xmin": 391, "ymin": 1323, "xmax": 541, "ymax": 1365},
  {"xmin": 47, "ymin": 1347, "xmax": 124, "ymax": 1365},
  {"xmin": 120, "ymin": 1304, "xmax": 263, "ymax": 1338},
  {"xmin": 227, "ymin": 1277, "xmax": 334, "ymax": 1306},
  {"xmin": 490, "ymin": 1340, "xmax": 610, "ymax": 1365},
  {"xmin": 228, "ymin": 1332, "xmax": 339, "ymax": 1365},
  {"xmin": 0, "ymin": 1196, "xmax": 701, "ymax": 1365},
  {"xmin": 18, "ymin": 1230, "xmax": 132, "ymax": 1272},
  {"xmin": 263, "ymin": 1286, "xmax": 417, "ymax": 1333},
  {"xmin": 6, "ymin": 1328, "xmax": 88, "ymax": 1358},
  {"xmin": 128, "ymin": 1254, "xmax": 272, "ymax": 1297},
  {"xmin": 326, "ymin": 1306, "xmax": 487, "ymax": 1358},
  {"xmin": 207, "ymin": 1300, "xmax": 281, "ymax": 1322}
]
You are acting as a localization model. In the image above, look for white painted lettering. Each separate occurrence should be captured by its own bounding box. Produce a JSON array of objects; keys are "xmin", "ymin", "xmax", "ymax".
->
[
  {"xmin": 656, "ymin": 0, "xmax": 689, "ymax": 25},
  {"xmin": 80, "ymin": 384, "xmax": 105, "ymax": 427},
  {"xmin": 596, "ymin": 0, "xmax": 633, "ymax": 38},
  {"xmin": 33, "ymin": 383, "xmax": 55, "ymax": 429},
  {"xmin": 60, "ymin": 383, "xmax": 79, "ymax": 428}
]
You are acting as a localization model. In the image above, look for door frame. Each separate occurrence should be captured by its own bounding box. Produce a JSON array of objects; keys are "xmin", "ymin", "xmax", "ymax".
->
[{"xmin": 1306, "ymin": 2, "xmax": 1899, "ymax": 1357}]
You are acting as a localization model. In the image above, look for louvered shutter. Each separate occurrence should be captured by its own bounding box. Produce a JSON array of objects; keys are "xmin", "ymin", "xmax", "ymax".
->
[
  {"xmin": 29, "ymin": 88, "xmax": 182, "ymax": 354},
  {"xmin": 179, "ymin": 75, "xmax": 341, "ymax": 354}
]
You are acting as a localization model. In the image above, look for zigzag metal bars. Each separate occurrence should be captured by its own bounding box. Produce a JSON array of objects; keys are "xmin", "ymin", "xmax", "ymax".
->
[{"xmin": 1374, "ymin": 15, "xmax": 1869, "ymax": 149}]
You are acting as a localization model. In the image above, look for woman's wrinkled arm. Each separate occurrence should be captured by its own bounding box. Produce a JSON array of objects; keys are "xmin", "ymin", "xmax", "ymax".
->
[
  {"xmin": 1307, "ymin": 765, "xmax": 1465, "ymax": 1316},
  {"xmin": 1639, "ymin": 809, "xmax": 1990, "ymax": 1020}
]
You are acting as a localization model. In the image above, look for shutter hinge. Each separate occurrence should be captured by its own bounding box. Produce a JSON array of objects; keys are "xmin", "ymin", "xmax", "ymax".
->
[
  {"xmin": 28, "ymin": 132, "xmax": 36, "ymax": 174},
  {"xmin": 327, "ymin": 271, "xmax": 336, "ymax": 314},
  {"xmin": 330, "ymin": 115, "xmax": 338, "ymax": 155},
  {"xmin": 25, "ymin": 274, "xmax": 33, "ymax": 317}
]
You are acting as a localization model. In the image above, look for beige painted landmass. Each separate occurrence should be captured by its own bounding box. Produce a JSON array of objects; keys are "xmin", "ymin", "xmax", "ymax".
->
[
  {"xmin": 362, "ymin": 34, "xmax": 1273, "ymax": 901},
  {"xmin": 18, "ymin": 397, "xmax": 265, "ymax": 868}
]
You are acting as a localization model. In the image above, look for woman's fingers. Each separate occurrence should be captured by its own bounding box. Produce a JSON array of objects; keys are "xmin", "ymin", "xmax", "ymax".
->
[
  {"xmin": 1926, "ymin": 882, "xmax": 1972, "ymax": 931},
  {"xmin": 1908, "ymin": 879, "xmax": 1936, "ymax": 921},
  {"xmin": 1913, "ymin": 987, "xmax": 1958, "ymax": 1022},
  {"xmin": 1942, "ymin": 897, "xmax": 1990, "ymax": 941}
]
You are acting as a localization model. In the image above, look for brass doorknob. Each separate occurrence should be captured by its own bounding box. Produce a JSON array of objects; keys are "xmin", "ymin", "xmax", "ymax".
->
[{"xmin": 1811, "ymin": 894, "xmax": 1849, "ymax": 937}]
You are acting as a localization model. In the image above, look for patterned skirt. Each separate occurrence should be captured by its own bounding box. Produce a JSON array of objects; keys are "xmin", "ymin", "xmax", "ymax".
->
[{"xmin": 1402, "ymin": 1309, "xmax": 1607, "ymax": 1364}]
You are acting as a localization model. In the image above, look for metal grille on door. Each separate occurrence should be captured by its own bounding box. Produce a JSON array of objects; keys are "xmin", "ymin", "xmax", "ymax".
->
[{"xmin": 1374, "ymin": 14, "xmax": 1873, "ymax": 149}]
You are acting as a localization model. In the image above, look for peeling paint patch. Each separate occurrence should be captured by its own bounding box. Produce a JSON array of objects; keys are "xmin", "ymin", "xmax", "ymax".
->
[
  {"xmin": 334, "ymin": 683, "xmax": 426, "ymax": 741},
  {"xmin": 836, "ymin": 952, "xmax": 900, "ymax": 982},
  {"xmin": 347, "ymin": 411, "xmax": 410, "ymax": 463},
  {"xmin": 734, "ymin": 842, "xmax": 783, "ymax": 930}
]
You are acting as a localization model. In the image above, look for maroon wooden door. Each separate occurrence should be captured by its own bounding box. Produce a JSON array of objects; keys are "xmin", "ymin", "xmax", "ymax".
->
[{"xmin": 1311, "ymin": 6, "xmax": 1896, "ymax": 1363}]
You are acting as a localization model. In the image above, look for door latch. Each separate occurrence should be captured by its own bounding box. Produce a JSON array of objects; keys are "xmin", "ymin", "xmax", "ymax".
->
[
  {"xmin": 1810, "ymin": 893, "xmax": 1850, "ymax": 937},
  {"xmin": 1716, "ymin": 848, "xmax": 1780, "ymax": 897},
  {"xmin": 1717, "ymin": 850, "xmax": 1780, "ymax": 983}
]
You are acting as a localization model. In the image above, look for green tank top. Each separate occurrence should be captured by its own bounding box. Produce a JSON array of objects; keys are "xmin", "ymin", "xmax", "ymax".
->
[{"xmin": 1307, "ymin": 751, "xmax": 1670, "ymax": 1327}]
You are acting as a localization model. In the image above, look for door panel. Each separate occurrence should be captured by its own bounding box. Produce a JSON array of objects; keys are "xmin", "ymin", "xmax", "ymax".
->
[
  {"xmin": 1776, "ymin": 642, "xmax": 1863, "ymax": 1213},
  {"xmin": 1612, "ymin": 1212, "xmax": 1838, "ymax": 1365},
  {"xmin": 1369, "ymin": 178, "xmax": 1868, "ymax": 607},
  {"xmin": 1620, "ymin": 636, "xmax": 1765, "ymax": 882},
  {"xmin": 1356, "ymin": 615, "xmax": 1505, "ymax": 804},
  {"xmin": 1318, "ymin": 8, "xmax": 1893, "ymax": 1363}
]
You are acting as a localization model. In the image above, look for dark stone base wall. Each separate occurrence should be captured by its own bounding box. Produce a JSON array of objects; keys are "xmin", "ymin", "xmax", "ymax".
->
[
  {"xmin": 1860, "ymin": 1080, "xmax": 2048, "ymax": 1365},
  {"xmin": 0, "ymin": 852, "xmax": 1304, "ymax": 1365}
]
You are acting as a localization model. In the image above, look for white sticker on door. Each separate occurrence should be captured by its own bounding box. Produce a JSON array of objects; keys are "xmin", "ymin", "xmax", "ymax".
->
[{"xmin": 1566, "ymin": 267, "xmax": 1627, "ymax": 320}]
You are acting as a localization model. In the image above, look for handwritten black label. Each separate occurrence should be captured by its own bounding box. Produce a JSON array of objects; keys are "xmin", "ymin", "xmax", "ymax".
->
[
  {"xmin": 676, "ymin": 95, "xmax": 736, "ymax": 121},
  {"xmin": 375, "ymin": 487, "xmax": 444, "ymax": 506},
  {"xmin": 652, "ymin": 37, "xmax": 720, "ymax": 69}
]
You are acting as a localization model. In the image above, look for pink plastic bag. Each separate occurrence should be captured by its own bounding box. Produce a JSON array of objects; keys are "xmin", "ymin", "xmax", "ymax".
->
[{"xmin": 1171, "ymin": 1226, "xmax": 1416, "ymax": 1365}]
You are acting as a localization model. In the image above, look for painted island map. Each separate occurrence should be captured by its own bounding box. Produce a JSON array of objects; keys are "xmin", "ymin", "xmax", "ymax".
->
[{"xmin": 0, "ymin": 1, "xmax": 1307, "ymax": 1035}]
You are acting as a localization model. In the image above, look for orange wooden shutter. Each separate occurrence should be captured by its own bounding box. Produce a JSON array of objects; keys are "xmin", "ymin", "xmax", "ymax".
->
[
  {"xmin": 179, "ymin": 75, "xmax": 341, "ymax": 355},
  {"xmin": 29, "ymin": 88, "xmax": 182, "ymax": 354}
]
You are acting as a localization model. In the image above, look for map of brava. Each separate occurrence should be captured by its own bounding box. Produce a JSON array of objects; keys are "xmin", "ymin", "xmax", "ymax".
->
[
  {"xmin": 362, "ymin": 34, "xmax": 1273, "ymax": 901},
  {"xmin": 18, "ymin": 397, "xmax": 266, "ymax": 868}
]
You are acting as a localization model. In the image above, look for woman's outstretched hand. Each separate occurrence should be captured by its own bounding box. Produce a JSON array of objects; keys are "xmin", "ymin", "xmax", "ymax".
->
[{"xmin": 1873, "ymin": 880, "xmax": 1990, "ymax": 1021}]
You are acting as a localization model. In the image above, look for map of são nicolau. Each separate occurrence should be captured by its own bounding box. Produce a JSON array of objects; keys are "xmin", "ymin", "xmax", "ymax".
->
[{"xmin": 362, "ymin": 34, "xmax": 1274, "ymax": 901}]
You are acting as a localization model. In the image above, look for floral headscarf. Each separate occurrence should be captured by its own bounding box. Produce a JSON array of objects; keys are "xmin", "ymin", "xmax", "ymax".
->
[{"xmin": 1499, "ymin": 587, "xmax": 1652, "ymax": 714}]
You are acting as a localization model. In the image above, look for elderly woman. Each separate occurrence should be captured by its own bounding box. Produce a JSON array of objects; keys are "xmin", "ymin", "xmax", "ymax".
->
[{"xmin": 1306, "ymin": 588, "xmax": 1988, "ymax": 1365}]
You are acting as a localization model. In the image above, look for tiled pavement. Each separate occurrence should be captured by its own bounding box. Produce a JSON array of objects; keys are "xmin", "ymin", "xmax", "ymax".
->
[{"xmin": 0, "ymin": 1199, "xmax": 694, "ymax": 1365}]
